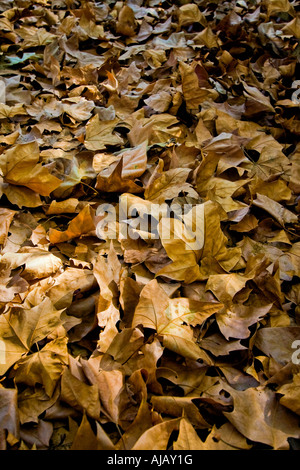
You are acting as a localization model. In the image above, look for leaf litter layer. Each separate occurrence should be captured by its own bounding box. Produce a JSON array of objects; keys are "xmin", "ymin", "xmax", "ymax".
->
[{"xmin": 0, "ymin": 0, "xmax": 300, "ymax": 451}]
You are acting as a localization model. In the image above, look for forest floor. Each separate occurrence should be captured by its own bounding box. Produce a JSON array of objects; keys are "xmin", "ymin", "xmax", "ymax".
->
[{"xmin": 0, "ymin": 0, "xmax": 300, "ymax": 451}]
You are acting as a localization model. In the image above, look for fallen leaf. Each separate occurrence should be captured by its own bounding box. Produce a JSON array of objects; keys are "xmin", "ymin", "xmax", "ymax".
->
[
  {"xmin": 60, "ymin": 367, "xmax": 101, "ymax": 421},
  {"xmin": 0, "ymin": 297, "xmax": 63, "ymax": 375},
  {"xmin": 13, "ymin": 337, "xmax": 69, "ymax": 397},
  {"xmin": 116, "ymin": 5, "xmax": 137, "ymax": 37},
  {"xmin": 49, "ymin": 204, "xmax": 96, "ymax": 244},
  {"xmin": 223, "ymin": 385, "xmax": 300, "ymax": 449},
  {"xmin": 0, "ymin": 248, "xmax": 63, "ymax": 280},
  {"xmin": 84, "ymin": 115, "xmax": 124, "ymax": 151},
  {"xmin": 253, "ymin": 193, "xmax": 298, "ymax": 226},
  {"xmin": 132, "ymin": 418, "xmax": 181, "ymax": 450},
  {"xmin": 0, "ymin": 386, "xmax": 19, "ymax": 438},
  {"xmin": 0, "ymin": 142, "xmax": 61, "ymax": 201}
]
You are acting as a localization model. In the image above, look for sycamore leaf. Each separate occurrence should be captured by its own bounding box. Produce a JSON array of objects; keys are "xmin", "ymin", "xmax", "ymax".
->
[
  {"xmin": 145, "ymin": 167, "xmax": 198, "ymax": 203},
  {"xmin": 0, "ymin": 142, "xmax": 61, "ymax": 197},
  {"xmin": 0, "ymin": 297, "xmax": 63, "ymax": 375},
  {"xmin": 114, "ymin": 369, "xmax": 152, "ymax": 450},
  {"xmin": 206, "ymin": 273, "xmax": 250, "ymax": 304},
  {"xmin": 179, "ymin": 61, "xmax": 218, "ymax": 110},
  {"xmin": 173, "ymin": 417, "xmax": 205, "ymax": 450},
  {"xmin": 254, "ymin": 326, "xmax": 300, "ymax": 365},
  {"xmin": 156, "ymin": 204, "xmax": 205, "ymax": 283},
  {"xmin": 70, "ymin": 413, "xmax": 101, "ymax": 450},
  {"xmin": 49, "ymin": 204, "xmax": 96, "ymax": 244},
  {"xmin": 223, "ymin": 385, "xmax": 300, "ymax": 449},
  {"xmin": 197, "ymin": 201, "xmax": 242, "ymax": 279},
  {"xmin": 0, "ymin": 248, "xmax": 63, "ymax": 280},
  {"xmin": 47, "ymin": 267, "xmax": 97, "ymax": 310},
  {"xmin": 1, "ymin": 185, "xmax": 42, "ymax": 208},
  {"xmin": 200, "ymin": 333, "xmax": 247, "ymax": 357},
  {"xmin": 243, "ymin": 82, "xmax": 275, "ymax": 115},
  {"xmin": 127, "ymin": 113, "xmax": 183, "ymax": 147},
  {"xmin": 244, "ymin": 137, "xmax": 290, "ymax": 181},
  {"xmin": 13, "ymin": 337, "xmax": 69, "ymax": 398},
  {"xmin": 94, "ymin": 370, "xmax": 123, "ymax": 423},
  {"xmin": 51, "ymin": 154, "xmax": 96, "ymax": 199},
  {"xmin": 0, "ymin": 0, "xmax": 299, "ymax": 452},
  {"xmin": 95, "ymin": 158, "xmax": 143, "ymax": 193},
  {"xmin": 98, "ymin": 141, "xmax": 148, "ymax": 181},
  {"xmin": 174, "ymin": 421, "xmax": 252, "ymax": 450},
  {"xmin": 144, "ymin": 91, "xmax": 172, "ymax": 113},
  {"xmin": 60, "ymin": 368, "xmax": 101, "ymax": 421},
  {"xmin": 253, "ymin": 193, "xmax": 298, "ymax": 225},
  {"xmin": 0, "ymin": 386, "xmax": 19, "ymax": 438},
  {"xmin": 0, "ymin": 103, "xmax": 27, "ymax": 119},
  {"xmin": 0, "ymin": 208, "xmax": 15, "ymax": 246},
  {"xmin": 178, "ymin": 4, "xmax": 206, "ymax": 27},
  {"xmin": 278, "ymin": 372, "xmax": 300, "ymax": 415},
  {"xmin": 61, "ymin": 97, "xmax": 94, "ymax": 122},
  {"xmin": 0, "ymin": 262, "xmax": 28, "ymax": 303},
  {"xmin": 84, "ymin": 115, "xmax": 124, "ymax": 151},
  {"xmin": 216, "ymin": 302, "xmax": 272, "ymax": 340},
  {"xmin": 17, "ymin": 27, "xmax": 56, "ymax": 48},
  {"xmin": 71, "ymin": 413, "xmax": 115, "ymax": 450},
  {"xmin": 116, "ymin": 5, "xmax": 137, "ymax": 37},
  {"xmin": 132, "ymin": 279, "xmax": 170, "ymax": 331},
  {"xmin": 194, "ymin": 26, "xmax": 219, "ymax": 48},
  {"xmin": 19, "ymin": 419, "xmax": 53, "ymax": 449},
  {"xmin": 132, "ymin": 418, "xmax": 181, "ymax": 450},
  {"xmin": 132, "ymin": 280, "xmax": 218, "ymax": 362},
  {"xmin": 151, "ymin": 396, "xmax": 210, "ymax": 428}
]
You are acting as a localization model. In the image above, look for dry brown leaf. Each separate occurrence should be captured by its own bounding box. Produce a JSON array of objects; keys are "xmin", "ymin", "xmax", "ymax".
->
[
  {"xmin": 0, "ymin": 142, "xmax": 61, "ymax": 200},
  {"xmin": 224, "ymin": 385, "xmax": 300, "ymax": 449},
  {"xmin": 84, "ymin": 115, "xmax": 124, "ymax": 151},
  {"xmin": 60, "ymin": 367, "xmax": 101, "ymax": 421},
  {"xmin": 0, "ymin": 297, "xmax": 63, "ymax": 375},
  {"xmin": 0, "ymin": 0, "xmax": 299, "ymax": 452},
  {"xmin": 132, "ymin": 418, "xmax": 181, "ymax": 450},
  {"xmin": 116, "ymin": 5, "xmax": 137, "ymax": 37},
  {"xmin": 0, "ymin": 248, "xmax": 63, "ymax": 280},
  {"xmin": 49, "ymin": 205, "xmax": 96, "ymax": 244}
]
